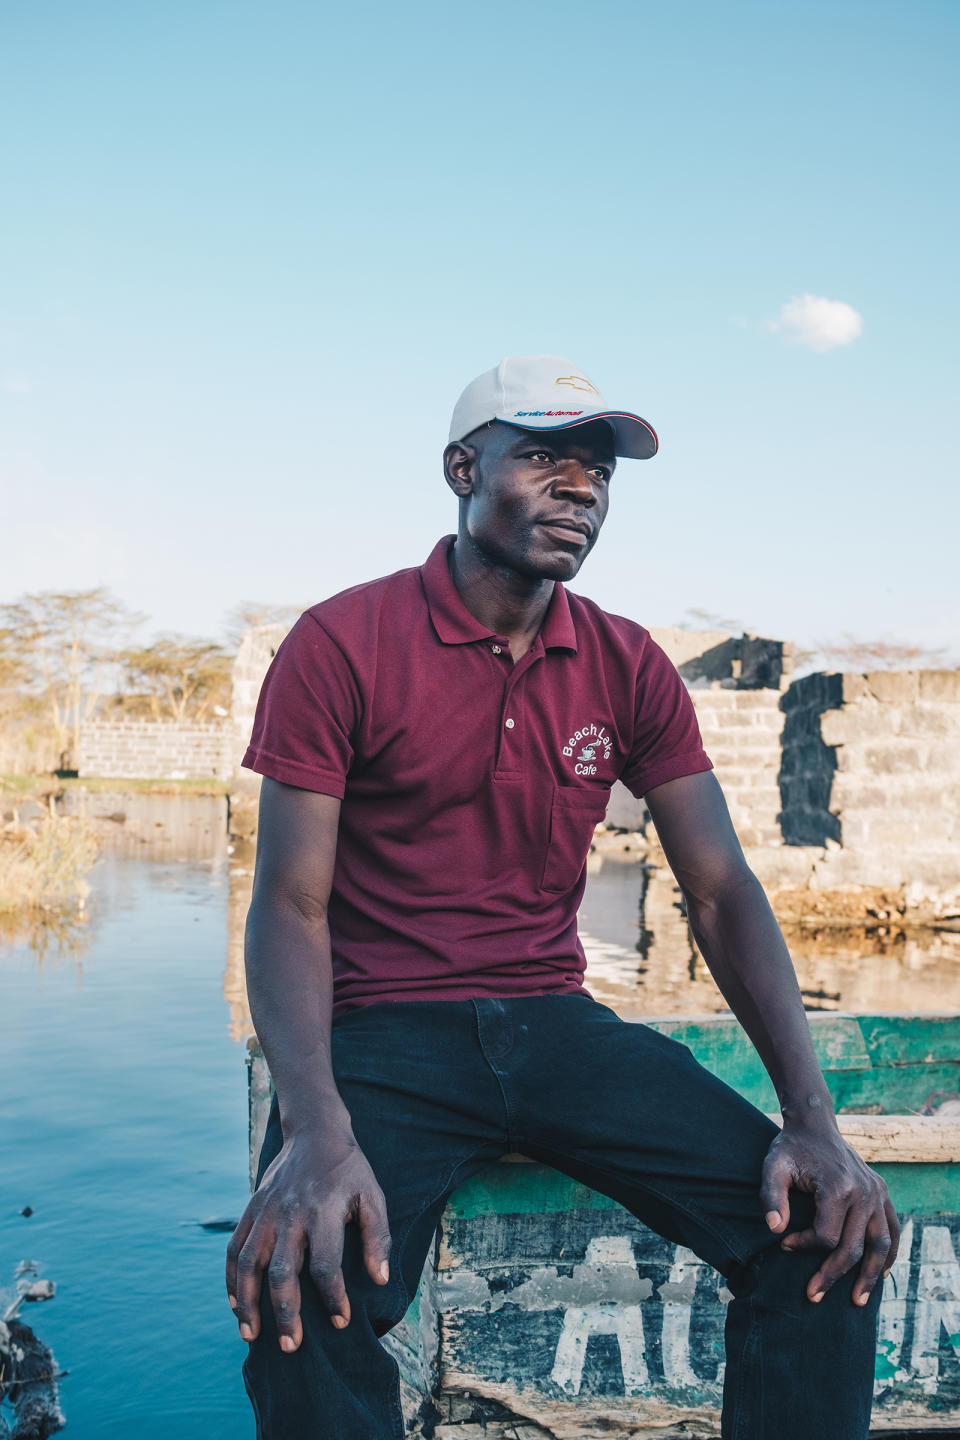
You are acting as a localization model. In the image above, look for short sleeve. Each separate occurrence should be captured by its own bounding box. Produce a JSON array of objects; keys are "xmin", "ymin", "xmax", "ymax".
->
[
  {"xmin": 619, "ymin": 637, "xmax": 713, "ymax": 798},
  {"xmin": 241, "ymin": 613, "xmax": 362, "ymax": 798}
]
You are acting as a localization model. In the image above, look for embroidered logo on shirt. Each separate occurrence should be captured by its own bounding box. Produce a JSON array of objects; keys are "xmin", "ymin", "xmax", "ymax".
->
[{"xmin": 563, "ymin": 722, "xmax": 613, "ymax": 776}]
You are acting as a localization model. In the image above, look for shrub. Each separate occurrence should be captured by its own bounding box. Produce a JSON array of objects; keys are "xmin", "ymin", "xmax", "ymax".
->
[{"xmin": 0, "ymin": 813, "xmax": 99, "ymax": 916}]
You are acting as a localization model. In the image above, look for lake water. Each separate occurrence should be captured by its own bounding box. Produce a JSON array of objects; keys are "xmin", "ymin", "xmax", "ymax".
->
[
  {"xmin": 3, "ymin": 795, "xmax": 958, "ymax": 1437},
  {"xmin": 1, "ymin": 838, "xmax": 251, "ymax": 1439}
]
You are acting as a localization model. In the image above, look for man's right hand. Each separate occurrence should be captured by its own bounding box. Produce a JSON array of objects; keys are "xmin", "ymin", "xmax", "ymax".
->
[{"xmin": 226, "ymin": 1125, "xmax": 392, "ymax": 1352}]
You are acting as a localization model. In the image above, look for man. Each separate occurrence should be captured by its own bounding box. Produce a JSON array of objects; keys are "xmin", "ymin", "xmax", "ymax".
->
[{"xmin": 228, "ymin": 356, "xmax": 897, "ymax": 1439}]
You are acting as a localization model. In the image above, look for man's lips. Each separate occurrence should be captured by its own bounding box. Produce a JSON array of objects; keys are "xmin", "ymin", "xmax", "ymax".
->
[{"xmin": 537, "ymin": 519, "xmax": 593, "ymax": 546}]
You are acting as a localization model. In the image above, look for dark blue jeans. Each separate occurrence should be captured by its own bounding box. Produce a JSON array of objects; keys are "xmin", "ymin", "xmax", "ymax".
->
[{"xmin": 242, "ymin": 995, "xmax": 881, "ymax": 1438}]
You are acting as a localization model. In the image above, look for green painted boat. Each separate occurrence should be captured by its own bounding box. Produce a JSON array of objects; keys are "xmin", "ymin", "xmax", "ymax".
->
[{"xmin": 247, "ymin": 1013, "xmax": 960, "ymax": 1436}]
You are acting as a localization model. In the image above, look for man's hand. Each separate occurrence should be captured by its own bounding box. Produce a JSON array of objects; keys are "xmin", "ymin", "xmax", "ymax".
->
[
  {"xmin": 226, "ymin": 1126, "xmax": 392, "ymax": 1352},
  {"xmin": 760, "ymin": 1122, "xmax": 900, "ymax": 1306}
]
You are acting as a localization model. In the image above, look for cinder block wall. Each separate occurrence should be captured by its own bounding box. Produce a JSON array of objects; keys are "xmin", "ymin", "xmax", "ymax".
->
[
  {"xmin": 603, "ymin": 690, "xmax": 786, "ymax": 849},
  {"xmin": 690, "ymin": 689, "xmax": 785, "ymax": 847},
  {"xmin": 807, "ymin": 671, "xmax": 960, "ymax": 895},
  {"xmin": 606, "ymin": 668, "xmax": 960, "ymax": 908},
  {"xmin": 78, "ymin": 720, "xmax": 234, "ymax": 781}
]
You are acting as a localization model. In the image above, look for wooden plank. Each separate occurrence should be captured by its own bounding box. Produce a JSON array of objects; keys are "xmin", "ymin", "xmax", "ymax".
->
[
  {"xmin": 642, "ymin": 1014, "xmax": 960, "ymax": 1117},
  {"xmin": 645, "ymin": 1014, "xmax": 873, "ymax": 1074},
  {"xmin": 498, "ymin": 1113, "xmax": 960, "ymax": 1167},
  {"xmin": 857, "ymin": 1013, "xmax": 960, "ymax": 1068},
  {"xmin": 771, "ymin": 1114, "xmax": 960, "ymax": 1165},
  {"xmin": 829, "ymin": 1062, "xmax": 960, "ymax": 1117},
  {"xmin": 873, "ymin": 1164, "xmax": 960, "ymax": 1215}
]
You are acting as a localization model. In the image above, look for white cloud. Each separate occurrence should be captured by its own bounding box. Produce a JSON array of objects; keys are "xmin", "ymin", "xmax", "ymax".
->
[{"xmin": 771, "ymin": 294, "xmax": 863, "ymax": 352}]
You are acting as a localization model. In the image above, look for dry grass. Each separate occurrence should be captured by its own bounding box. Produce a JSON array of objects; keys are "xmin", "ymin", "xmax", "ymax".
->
[{"xmin": 0, "ymin": 812, "xmax": 100, "ymax": 917}]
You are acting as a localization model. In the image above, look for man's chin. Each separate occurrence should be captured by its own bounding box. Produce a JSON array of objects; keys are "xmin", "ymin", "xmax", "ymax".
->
[
  {"xmin": 539, "ymin": 557, "xmax": 582, "ymax": 582},
  {"xmin": 528, "ymin": 543, "xmax": 590, "ymax": 582}
]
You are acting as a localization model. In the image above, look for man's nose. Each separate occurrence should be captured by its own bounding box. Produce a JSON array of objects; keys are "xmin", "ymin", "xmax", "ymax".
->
[{"xmin": 554, "ymin": 461, "xmax": 596, "ymax": 504}]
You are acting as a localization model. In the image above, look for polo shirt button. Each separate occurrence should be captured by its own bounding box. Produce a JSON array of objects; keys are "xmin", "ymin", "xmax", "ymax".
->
[
  {"xmin": 505, "ymin": 717, "xmax": 515, "ymax": 729},
  {"xmin": 491, "ymin": 645, "xmax": 502, "ymax": 654}
]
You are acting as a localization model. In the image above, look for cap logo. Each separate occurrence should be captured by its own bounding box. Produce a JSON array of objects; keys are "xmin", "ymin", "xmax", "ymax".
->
[{"xmin": 555, "ymin": 375, "xmax": 599, "ymax": 396}]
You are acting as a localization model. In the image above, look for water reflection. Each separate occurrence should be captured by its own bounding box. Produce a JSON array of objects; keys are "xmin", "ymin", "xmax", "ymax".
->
[
  {"xmin": 61, "ymin": 790, "xmax": 229, "ymax": 865},
  {"xmin": 0, "ymin": 906, "xmax": 93, "ymax": 967},
  {"xmin": 226, "ymin": 843, "xmax": 256, "ymax": 1044},
  {"xmin": 0, "ymin": 844, "xmax": 250, "ymax": 1439},
  {"xmin": 18, "ymin": 794, "xmax": 956, "ymax": 1026},
  {"xmin": 580, "ymin": 852, "xmax": 960, "ymax": 1016}
]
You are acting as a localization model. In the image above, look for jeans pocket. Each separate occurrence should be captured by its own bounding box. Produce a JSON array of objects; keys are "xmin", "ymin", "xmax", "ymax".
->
[{"xmin": 540, "ymin": 785, "xmax": 608, "ymax": 893}]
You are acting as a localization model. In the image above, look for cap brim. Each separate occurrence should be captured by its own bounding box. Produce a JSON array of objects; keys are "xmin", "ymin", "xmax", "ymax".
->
[{"xmin": 495, "ymin": 408, "xmax": 658, "ymax": 460}]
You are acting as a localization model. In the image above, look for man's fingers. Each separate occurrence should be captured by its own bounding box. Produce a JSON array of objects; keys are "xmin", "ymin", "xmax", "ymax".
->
[
  {"xmin": 307, "ymin": 1217, "xmax": 350, "ymax": 1327},
  {"xmin": 233, "ymin": 1221, "xmax": 272, "ymax": 1343},
  {"xmin": 779, "ymin": 1225, "xmax": 822, "ymax": 1253},
  {"xmin": 759, "ymin": 1153, "xmax": 792, "ymax": 1233},
  {"xmin": 806, "ymin": 1204, "xmax": 867, "ymax": 1303},
  {"xmin": 850, "ymin": 1208, "xmax": 893, "ymax": 1307},
  {"xmin": 357, "ymin": 1187, "xmax": 392, "ymax": 1285},
  {"xmin": 268, "ymin": 1233, "xmax": 307, "ymax": 1352},
  {"xmin": 225, "ymin": 1211, "xmax": 255, "ymax": 1308}
]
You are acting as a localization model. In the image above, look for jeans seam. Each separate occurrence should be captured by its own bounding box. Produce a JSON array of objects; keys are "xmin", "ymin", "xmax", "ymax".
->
[
  {"xmin": 525, "ymin": 1144, "xmax": 757, "ymax": 1269},
  {"xmin": 386, "ymin": 1146, "xmax": 499, "ymax": 1327},
  {"xmin": 472, "ymin": 1001, "xmax": 518, "ymax": 1148}
]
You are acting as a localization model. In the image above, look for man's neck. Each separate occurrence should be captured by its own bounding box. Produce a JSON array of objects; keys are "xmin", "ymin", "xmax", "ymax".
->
[{"xmin": 449, "ymin": 537, "xmax": 554, "ymax": 662}]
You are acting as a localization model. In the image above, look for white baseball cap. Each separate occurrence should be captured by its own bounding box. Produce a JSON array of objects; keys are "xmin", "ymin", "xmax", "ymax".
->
[{"xmin": 448, "ymin": 355, "xmax": 658, "ymax": 460}]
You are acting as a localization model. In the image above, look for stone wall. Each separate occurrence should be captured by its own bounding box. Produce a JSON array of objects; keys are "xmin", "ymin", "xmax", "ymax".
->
[
  {"xmin": 77, "ymin": 719, "xmax": 234, "ymax": 782},
  {"xmin": 649, "ymin": 628, "xmax": 794, "ymax": 690},
  {"xmin": 691, "ymin": 689, "xmax": 785, "ymax": 847},
  {"xmin": 604, "ymin": 690, "xmax": 785, "ymax": 849},
  {"xmin": 789, "ymin": 670, "xmax": 960, "ymax": 908},
  {"xmin": 72, "ymin": 622, "xmax": 292, "ymax": 823},
  {"xmin": 606, "ymin": 667, "xmax": 960, "ymax": 915}
]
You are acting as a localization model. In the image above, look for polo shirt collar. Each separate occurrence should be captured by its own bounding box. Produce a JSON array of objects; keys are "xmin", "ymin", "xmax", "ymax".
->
[{"xmin": 421, "ymin": 536, "xmax": 578, "ymax": 652}]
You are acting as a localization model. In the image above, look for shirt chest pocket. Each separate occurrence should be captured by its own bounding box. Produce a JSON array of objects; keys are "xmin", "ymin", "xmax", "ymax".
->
[{"xmin": 540, "ymin": 785, "xmax": 609, "ymax": 894}]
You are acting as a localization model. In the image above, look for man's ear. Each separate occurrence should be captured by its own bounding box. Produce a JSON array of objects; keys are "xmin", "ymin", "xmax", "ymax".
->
[{"xmin": 443, "ymin": 440, "xmax": 477, "ymax": 499}]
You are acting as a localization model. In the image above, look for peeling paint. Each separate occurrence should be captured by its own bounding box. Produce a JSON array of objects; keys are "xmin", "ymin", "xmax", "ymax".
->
[{"xmin": 403, "ymin": 1210, "xmax": 960, "ymax": 1431}]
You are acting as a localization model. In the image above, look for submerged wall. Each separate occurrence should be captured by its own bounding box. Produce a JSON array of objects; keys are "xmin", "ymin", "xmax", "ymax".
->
[{"xmin": 77, "ymin": 719, "xmax": 234, "ymax": 782}]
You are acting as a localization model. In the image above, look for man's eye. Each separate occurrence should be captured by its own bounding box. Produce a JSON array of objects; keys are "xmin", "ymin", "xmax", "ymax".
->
[
  {"xmin": 588, "ymin": 468, "xmax": 610, "ymax": 482},
  {"xmin": 530, "ymin": 451, "xmax": 553, "ymax": 463}
]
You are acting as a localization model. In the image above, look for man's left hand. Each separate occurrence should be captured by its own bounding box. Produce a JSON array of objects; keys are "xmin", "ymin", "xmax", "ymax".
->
[{"xmin": 760, "ymin": 1122, "xmax": 900, "ymax": 1306}]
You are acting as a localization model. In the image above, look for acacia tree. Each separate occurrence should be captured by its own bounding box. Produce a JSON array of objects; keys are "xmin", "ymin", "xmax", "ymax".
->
[
  {"xmin": 677, "ymin": 607, "xmax": 746, "ymax": 634},
  {"xmin": 121, "ymin": 636, "xmax": 232, "ymax": 722},
  {"xmin": 0, "ymin": 588, "xmax": 143, "ymax": 767},
  {"xmin": 811, "ymin": 636, "xmax": 952, "ymax": 671},
  {"xmin": 0, "ymin": 639, "xmax": 44, "ymax": 771}
]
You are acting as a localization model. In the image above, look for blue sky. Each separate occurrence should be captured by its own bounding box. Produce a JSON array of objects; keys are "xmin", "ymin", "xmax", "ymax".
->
[{"xmin": 2, "ymin": 0, "xmax": 958, "ymax": 659}]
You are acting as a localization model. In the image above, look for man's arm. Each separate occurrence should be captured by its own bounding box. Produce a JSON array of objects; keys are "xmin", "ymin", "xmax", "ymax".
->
[
  {"xmin": 644, "ymin": 770, "xmax": 899, "ymax": 1306},
  {"xmin": 225, "ymin": 777, "xmax": 391, "ymax": 1353}
]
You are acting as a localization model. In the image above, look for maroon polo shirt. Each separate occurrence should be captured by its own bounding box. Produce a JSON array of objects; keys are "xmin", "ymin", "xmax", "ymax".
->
[{"xmin": 243, "ymin": 536, "xmax": 712, "ymax": 1015}]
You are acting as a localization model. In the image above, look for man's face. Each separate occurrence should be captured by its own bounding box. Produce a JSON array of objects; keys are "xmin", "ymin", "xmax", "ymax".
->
[{"xmin": 445, "ymin": 419, "xmax": 617, "ymax": 583}]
